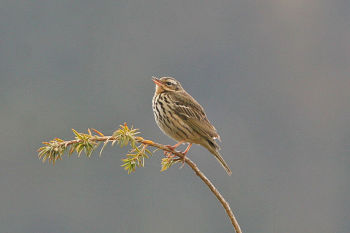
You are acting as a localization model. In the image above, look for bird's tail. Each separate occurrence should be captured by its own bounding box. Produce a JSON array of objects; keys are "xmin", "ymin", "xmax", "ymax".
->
[{"xmin": 203, "ymin": 139, "xmax": 232, "ymax": 176}]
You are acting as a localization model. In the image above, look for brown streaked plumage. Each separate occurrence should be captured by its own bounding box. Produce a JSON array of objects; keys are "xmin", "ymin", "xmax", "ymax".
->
[{"xmin": 152, "ymin": 76, "xmax": 232, "ymax": 175}]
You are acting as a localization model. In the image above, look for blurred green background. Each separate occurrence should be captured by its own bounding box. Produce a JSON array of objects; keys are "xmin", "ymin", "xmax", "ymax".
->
[{"xmin": 1, "ymin": 0, "xmax": 349, "ymax": 232}]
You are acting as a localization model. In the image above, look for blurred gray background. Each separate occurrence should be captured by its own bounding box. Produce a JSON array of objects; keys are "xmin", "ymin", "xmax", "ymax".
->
[{"xmin": 1, "ymin": 0, "xmax": 349, "ymax": 232}]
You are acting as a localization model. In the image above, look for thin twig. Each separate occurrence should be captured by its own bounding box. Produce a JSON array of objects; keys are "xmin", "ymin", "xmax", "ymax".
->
[{"xmin": 137, "ymin": 139, "xmax": 242, "ymax": 233}]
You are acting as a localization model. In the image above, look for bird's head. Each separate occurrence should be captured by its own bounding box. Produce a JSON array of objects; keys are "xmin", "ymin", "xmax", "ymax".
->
[{"xmin": 152, "ymin": 76, "xmax": 184, "ymax": 94}]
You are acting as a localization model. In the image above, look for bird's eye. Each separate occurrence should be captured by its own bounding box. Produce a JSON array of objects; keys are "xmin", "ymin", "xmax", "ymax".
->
[{"xmin": 166, "ymin": 82, "xmax": 172, "ymax": 86}]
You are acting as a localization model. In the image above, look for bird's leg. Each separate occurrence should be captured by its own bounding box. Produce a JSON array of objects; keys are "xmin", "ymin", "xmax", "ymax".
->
[
  {"xmin": 167, "ymin": 140, "xmax": 185, "ymax": 151},
  {"xmin": 164, "ymin": 140, "xmax": 185, "ymax": 158},
  {"xmin": 182, "ymin": 143, "xmax": 192, "ymax": 155},
  {"xmin": 179, "ymin": 143, "xmax": 192, "ymax": 168}
]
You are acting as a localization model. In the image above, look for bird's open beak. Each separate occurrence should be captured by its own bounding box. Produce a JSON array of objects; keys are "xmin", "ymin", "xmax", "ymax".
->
[{"xmin": 152, "ymin": 77, "xmax": 163, "ymax": 86}]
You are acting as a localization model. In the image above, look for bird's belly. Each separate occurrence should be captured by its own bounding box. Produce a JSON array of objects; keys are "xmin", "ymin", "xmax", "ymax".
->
[
  {"xmin": 153, "ymin": 101, "xmax": 197, "ymax": 142},
  {"xmin": 156, "ymin": 119, "xmax": 185, "ymax": 141}
]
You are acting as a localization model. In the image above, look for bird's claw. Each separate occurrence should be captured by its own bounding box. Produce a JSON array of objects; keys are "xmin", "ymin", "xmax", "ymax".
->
[
  {"xmin": 163, "ymin": 144, "xmax": 178, "ymax": 158},
  {"xmin": 164, "ymin": 150, "xmax": 175, "ymax": 159},
  {"xmin": 163, "ymin": 143, "xmax": 187, "ymax": 168}
]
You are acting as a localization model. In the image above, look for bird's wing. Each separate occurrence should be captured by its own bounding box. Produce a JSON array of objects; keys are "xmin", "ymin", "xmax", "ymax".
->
[{"xmin": 169, "ymin": 92, "xmax": 220, "ymax": 140}]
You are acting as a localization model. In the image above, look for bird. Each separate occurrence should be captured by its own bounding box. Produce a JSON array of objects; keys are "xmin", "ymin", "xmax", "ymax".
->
[{"xmin": 152, "ymin": 76, "xmax": 232, "ymax": 175}]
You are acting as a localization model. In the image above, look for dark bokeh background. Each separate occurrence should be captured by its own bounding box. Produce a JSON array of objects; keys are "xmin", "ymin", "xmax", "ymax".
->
[{"xmin": 1, "ymin": 0, "xmax": 349, "ymax": 232}]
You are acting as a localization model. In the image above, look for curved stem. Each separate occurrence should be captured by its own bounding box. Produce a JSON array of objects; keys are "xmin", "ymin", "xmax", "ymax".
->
[{"xmin": 138, "ymin": 139, "xmax": 242, "ymax": 233}]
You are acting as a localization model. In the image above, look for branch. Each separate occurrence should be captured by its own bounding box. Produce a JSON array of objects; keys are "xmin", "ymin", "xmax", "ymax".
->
[
  {"xmin": 37, "ymin": 123, "xmax": 242, "ymax": 233},
  {"xmin": 140, "ymin": 140, "xmax": 242, "ymax": 233}
]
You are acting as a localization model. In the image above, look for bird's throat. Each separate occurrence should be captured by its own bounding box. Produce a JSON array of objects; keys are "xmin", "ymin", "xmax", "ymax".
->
[{"xmin": 155, "ymin": 85, "xmax": 165, "ymax": 95}]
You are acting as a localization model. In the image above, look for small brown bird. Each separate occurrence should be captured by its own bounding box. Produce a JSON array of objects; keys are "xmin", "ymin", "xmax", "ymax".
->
[{"xmin": 152, "ymin": 76, "xmax": 232, "ymax": 175}]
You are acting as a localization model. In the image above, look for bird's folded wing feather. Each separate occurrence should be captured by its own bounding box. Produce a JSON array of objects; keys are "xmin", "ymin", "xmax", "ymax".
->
[{"xmin": 169, "ymin": 92, "xmax": 219, "ymax": 139}]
